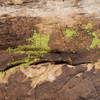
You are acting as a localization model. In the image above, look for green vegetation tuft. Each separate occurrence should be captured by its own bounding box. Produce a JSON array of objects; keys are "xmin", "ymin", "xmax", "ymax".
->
[
  {"xmin": 84, "ymin": 23, "xmax": 100, "ymax": 49},
  {"xmin": 1, "ymin": 23, "xmax": 99, "ymax": 75},
  {"xmin": 64, "ymin": 23, "xmax": 100, "ymax": 49},
  {"xmin": 64, "ymin": 29, "xmax": 78, "ymax": 41},
  {"xmin": 89, "ymin": 32, "xmax": 100, "ymax": 48},
  {"xmin": 7, "ymin": 31, "xmax": 51, "ymax": 69},
  {"xmin": 85, "ymin": 23, "xmax": 92, "ymax": 30},
  {"xmin": 70, "ymin": 49, "xmax": 76, "ymax": 54}
]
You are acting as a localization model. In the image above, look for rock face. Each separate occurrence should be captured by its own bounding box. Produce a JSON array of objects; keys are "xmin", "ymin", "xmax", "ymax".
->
[
  {"xmin": 0, "ymin": 0, "xmax": 100, "ymax": 70},
  {"xmin": 0, "ymin": 17, "xmax": 41, "ymax": 50},
  {"xmin": 0, "ymin": 0, "xmax": 33, "ymax": 5},
  {"xmin": 0, "ymin": 62, "xmax": 100, "ymax": 100},
  {"xmin": 0, "ymin": 17, "xmax": 100, "ymax": 70},
  {"xmin": 0, "ymin": 0, "xmax": 100, "ymax": 99}
]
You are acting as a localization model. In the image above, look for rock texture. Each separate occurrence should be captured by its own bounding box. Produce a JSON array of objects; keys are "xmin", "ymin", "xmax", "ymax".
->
[
  {"xmin": 0, "ymin": 0, "xmax": 100, "ymax": 70},
  {"xmin": 0, "ymin": 61, "xmax": 100, "ymax": 100},
  {"xmin": 0, "ymin": 0, "xmax": 100, "ymax": 99},
  {"xmin": 0, "ymin": 15, "xmax": 100, "ymax": 70},
  {"xmin": 0, "ymin": 0, "xmax": 33, "ymax": 5}
]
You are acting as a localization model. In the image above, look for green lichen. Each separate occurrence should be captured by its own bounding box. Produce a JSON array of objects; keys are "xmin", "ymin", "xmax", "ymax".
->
[
  {"xmin": 6, "ymin": 31, "xmax": 51, "ymax": 70},
  {"xmin": 70, "ymin": 49, "xmax": 76, "ymax": 54},
  {"xmin": 14, "ymin": 31, "xmax": 50, "ymax": 53},
  {"xmin": 89, "ymin": 32, "xmax": 100, "ymax": 48},
  {"xmin": 0, "ymin": 64, "xmax": 20, "ymax": 77},
  {"xmin": 82, "ymin": 23, "xmax": 100, "ymax": 49},
  {"xmin": 64, "ymin": 29, "xmax": 78, "ymax": 41},
  {"xmin": 85, "ymin": 23, "xmax": 92, "ymax": 30},
  {"xmin": 64, "ymin": 23, "xmax": 100, "ymax": 50},
  {"xmin": 0, "ymin": 72, "xmax": 6, "ymax": 77},
  {"xmin": 0, "ymin": 31, "xmax": 50, "ymax": 75},
  {"xmin": 0, "ymin": 62, "xmax": 32, "ymax": 77}
]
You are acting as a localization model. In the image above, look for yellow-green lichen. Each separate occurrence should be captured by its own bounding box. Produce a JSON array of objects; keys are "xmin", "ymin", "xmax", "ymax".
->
[
  {"xmin": 14, "ymin": 31, "xmax": 51, "ymax": 54},
  {"xmin": 83, "ymin": 23, "xmax": 100, "ymax": 49},
  {"xmin": 85, "ymin": 23, "xmax": 92, "ymax": 30},
  {"xmin": 64, "ymin": 29, "xmax": 78, "ymax": 41},
  {"xmin": 0, "ymin": 72, "xmax": 6, "ymax": 77},
  {"xmin": 6, "ymin": 31, "xmax": 51, "ymax": 70},
  {"xmin": 0, "ymin": 65, "xmax": 19, "ymax": 77},
  {"xmin": 89, "ymin": 32, "xmax": 100, "ymax": 48},
  {"xmin": 70, "ymin": 49, "xmax": 76, "ymax": 54},
  {"xmin": 0, "ymin": 62, "xmax": 31, "ymax": 77}
]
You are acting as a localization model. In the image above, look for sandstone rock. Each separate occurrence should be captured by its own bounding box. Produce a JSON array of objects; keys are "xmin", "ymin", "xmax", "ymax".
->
[
  {"xmin": 59, "ymin": 78, "xmax": 97, "ymax": 100},
  {"xmin": 0, "ymin": 0, "xmax": 33, "ymax": 5},
  {"xmin": 0, "ymin": 62, "xmax": 100, "ymax": 100},
  {"xmin": 0, "ymin": 0, "xmax": 100, "ymax": 71},
  {"xmin": 0, "ymin": 0, "xmax": 100, "ymax": 99},
  {"xmin": 0, "ymin": 16, "xmax": 42, "ymax": 70},
  {"xmin": 0, "ymin": 16, "xmax": 100, "ymax": 70},
  {"xmin": 0, "ymin": 17, "xmax": 41, "ymax": 50}
]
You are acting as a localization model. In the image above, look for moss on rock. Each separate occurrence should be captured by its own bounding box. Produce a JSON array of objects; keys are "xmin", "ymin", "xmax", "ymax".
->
[
  {"xmin": 7, "ymin": 31, "xmax": 51, "ymax": 70},
  {"xmin": 85, "ymin": 23, "xmax": 93, "ymax": 30},
  {"xmin": 89, "ymin": 32, "xmax": 100, "ymax": 48},
  {"xmin": 64, "ymin": 29, "xmax": 79, "ymax": 41}
]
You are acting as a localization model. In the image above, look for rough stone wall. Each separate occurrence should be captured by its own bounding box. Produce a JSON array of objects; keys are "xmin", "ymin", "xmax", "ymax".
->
[
  {"xmin": 0, "ymin": 62, "xmax": 100, "ymax": 100},
  {"xmin": 0, "ymin": 1, "xmax": 100, "ymax": 99},
  {"xmin": 0, "ymin": 0, "xmax": 100, "ymax": 70}
]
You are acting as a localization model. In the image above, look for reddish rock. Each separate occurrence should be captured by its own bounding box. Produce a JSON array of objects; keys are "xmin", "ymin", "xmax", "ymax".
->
[
  {"xmin": 0, "ymin": 16, "xmax": 100, "ymax": 70},
  {"xmin": 0, "ymin": 0, "xmax": 33, "ymax": 5}
]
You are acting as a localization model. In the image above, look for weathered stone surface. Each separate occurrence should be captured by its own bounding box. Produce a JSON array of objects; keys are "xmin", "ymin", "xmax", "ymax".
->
[
  {"xmin": 0, "ymin": 17, "xmax": 42, "ymax": 70},
  {"xmin": 0, "ymin": 0, "xmax": 100, "ymax": 99},
  {"xmin": 0, "ymin": 17, "xmax": 41, "ymax": 50},
  {"xmin": 0, "ymin": 0, "xmax": 100, "ymax": 71},
  {"xmin": 0, "ymin": 16, "xmax": 100, "ymax": 70},
  {"xmin": 0, "ymin": 0, "xmax": 33, "ymax": 5},
  {"xmin": 0, "ymin": 62, "xmax": 100, "ymax": 100}
]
